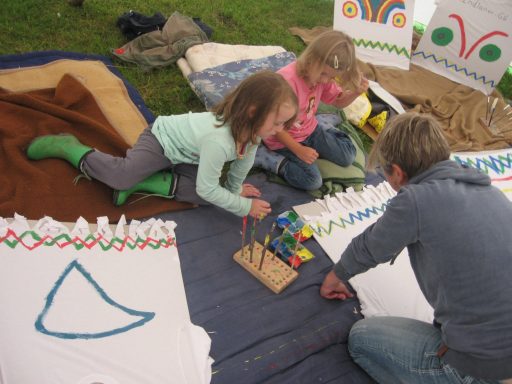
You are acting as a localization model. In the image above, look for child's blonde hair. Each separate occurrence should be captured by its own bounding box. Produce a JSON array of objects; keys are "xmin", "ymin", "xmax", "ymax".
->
[
  {"xmin": 368, "ymin": 112, "xmax": 450, "ymax": 179},
  {"xmin": 212, "ymin": 71, "xmax": 298, "ymax": 145},
  {"xmin": 296, "ymin": 30, "xmax": 361, "ymax": 89}
]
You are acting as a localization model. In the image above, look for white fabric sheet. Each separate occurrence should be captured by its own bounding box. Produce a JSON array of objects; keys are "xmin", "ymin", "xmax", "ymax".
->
[
  {"xmin": 294, "ymin": 183, "xmax": 434, "ymax": 322},
  {"xmin": 0, "ymin": 215, "xmax": 212, "ymax": 384},
  {"xmin": 293, "ymin": 149, "xmax": 511, "ymax": 321}
]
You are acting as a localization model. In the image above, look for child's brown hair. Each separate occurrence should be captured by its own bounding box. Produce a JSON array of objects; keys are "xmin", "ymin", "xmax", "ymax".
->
[
  {"xmin": 368, "ymin": 112, "xmax": 451, "ymax": 179},
  {"xmin": 212, "ymin": 71, "xmax": 298, "ymax": 145},
  {"xmin": 296, "ymin": 30, "xmax": 361, "ymax": 89}
]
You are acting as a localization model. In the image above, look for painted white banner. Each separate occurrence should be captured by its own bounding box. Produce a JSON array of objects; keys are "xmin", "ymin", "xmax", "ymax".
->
[{"xmin": 0, "ymin": 215, "xmax": 212, "ymax": 384}]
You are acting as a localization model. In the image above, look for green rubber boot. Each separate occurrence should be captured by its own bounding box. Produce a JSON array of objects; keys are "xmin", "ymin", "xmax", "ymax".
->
[
  {"xmin": 26, "ymin": 134, "xmax": 93, "ymax": 169},
  {"xmin": 113, "ymin": 171, "xmax": 176, "ymax": 206}
]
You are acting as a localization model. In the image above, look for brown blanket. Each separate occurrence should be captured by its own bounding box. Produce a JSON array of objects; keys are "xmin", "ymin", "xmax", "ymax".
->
[
  {"xmin": 290, "ymin": 26, "xmax": 512, "ymax": 152},
  {"xmin": 0, "ymin": 59, "xmax": 148, "ymax": 146},
  {"xmin": 0, "ymin": 74, "xmax": 191, "ymax": 222}
]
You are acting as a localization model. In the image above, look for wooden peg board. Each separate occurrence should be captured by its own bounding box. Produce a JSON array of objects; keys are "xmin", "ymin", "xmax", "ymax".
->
[{"xmin": 233, "ymin": 242, "xmax": 298, "ymax": 294}]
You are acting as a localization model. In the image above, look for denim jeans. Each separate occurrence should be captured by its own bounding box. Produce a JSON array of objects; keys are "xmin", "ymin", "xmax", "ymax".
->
[
  {"xmin": 348, "ymin": 317, "xmax": 500, "ymax": 384},
  {"xmin": 276, "ymin": 114, "xmax": 356, "ymax": 191}
]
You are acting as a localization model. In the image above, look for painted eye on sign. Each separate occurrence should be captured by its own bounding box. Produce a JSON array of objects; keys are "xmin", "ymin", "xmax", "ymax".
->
[
  {"xmin": 333, "ymin": 0, "xmax": 415, "ymax": 69},
  {"xmin": 341, "ymin": 0, "xmax": 407, "ymax": 28},
  {"xmin": 431, "ymin": 14, "xmax": 507, "ymax": 62},
  {"xmin": 412, "ymin": 0, "xmax": 512, "ymax": 94}
]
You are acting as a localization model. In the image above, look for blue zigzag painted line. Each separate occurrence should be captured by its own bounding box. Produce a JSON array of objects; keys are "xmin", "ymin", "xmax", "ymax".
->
[
  {"xmin": 412, "ymin": 51, "xmax": 495, "ymax": 87},
  {"xmin": 311, "ymin": 201, "xmax": 390, "ymax": 237},
  {"xmin": 452, "ymin": 153, "xmax": 512, "ymax": 175}
]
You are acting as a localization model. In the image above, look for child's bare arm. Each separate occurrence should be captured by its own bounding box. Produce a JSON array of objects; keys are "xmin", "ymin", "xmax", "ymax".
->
[
  {"xmin": 240, "ymin": 183, "xmax": 261, "ymax": 198},
  {"xmin": 332, "ymin": 77, "xmax": 369, "ymax": 109},
  {"xmin": 249, "ymin": 199, "xmax": 271, "ymax": 218}
]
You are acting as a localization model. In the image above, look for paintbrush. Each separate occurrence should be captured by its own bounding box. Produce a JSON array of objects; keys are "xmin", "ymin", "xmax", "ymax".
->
[
  {"xmin": 271, "ymin": 226, "xmax": 288, "ymax": 261},
  {"xmin": 486, "ymin": 95, "xmax": 490, "ymax": 122},
  {"xmin": 249, "ymin": 216, "xmax": 257, "ymax": 263},
  {"xmin": 492, "ymin": 105, "xmax": 511, "ymax": 125},
  {"xmin": 258, "ymin": 221, "xmax": 277, "ymax": 270},
  {"xmin": 496, "ymin": 118, "xmax": 512, "ymax": 134},
  {"xmin": 241, "ymin": 216, "xmax": 247, "ymax": 257},
  {"xmin": 494, "ymin": 111, "xmax": 512, "ymax": 126},
  {"xmin": 488, "ymin": 97, "xmax": 498, "ymax": 126},
  {"xmin": 290, "ymin": 232, "xmax": 302, "ymax": 270}
]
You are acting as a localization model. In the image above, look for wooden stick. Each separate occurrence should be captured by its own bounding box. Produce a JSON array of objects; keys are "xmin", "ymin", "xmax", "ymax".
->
[
  {"xmin": 290, "ymin": 232, "xmax": 302, "ymax": 270},
  {"xmin": 485, "ymin": 95, "xmax": 490, "ymax": 122},
  {"xmin": 272, "ymin": 226, "xmax": 288, "ymax": 261},
  {"xmin": 249, "ymin": 216, "xmax": 257, "ymax": 263},
  {"xmin": 258, "ymin": 221, "xmax": 276, "ymax": 270},
  {"xmin": 241, "ymin": 216, "xmax": 248, "ymax": 258},
  {"xmin": 488, "ymin": 98, "xmax": 498, "ymax": 125}
]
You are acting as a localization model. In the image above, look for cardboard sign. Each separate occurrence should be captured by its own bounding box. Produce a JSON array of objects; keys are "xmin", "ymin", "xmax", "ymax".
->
[{"xmin": 412, "ymin": 0, "xmax": 512, "ymax": 94}]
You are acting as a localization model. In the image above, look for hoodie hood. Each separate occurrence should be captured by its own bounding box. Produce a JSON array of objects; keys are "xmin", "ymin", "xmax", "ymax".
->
[{"xmin": 409, "ymin": 159, "xmax": 491, "ymax": 187}]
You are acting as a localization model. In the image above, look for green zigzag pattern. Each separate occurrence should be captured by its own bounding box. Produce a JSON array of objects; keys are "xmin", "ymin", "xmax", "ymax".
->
[
  {"xmin": 452, "ymin": 153, "xmax": 512, "ymax": 176},
  {"xmin": 353, "ymin": 38, "xmax": 411, "ymax": 58}
]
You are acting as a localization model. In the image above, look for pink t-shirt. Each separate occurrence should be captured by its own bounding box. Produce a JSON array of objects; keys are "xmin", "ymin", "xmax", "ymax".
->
[{"xmin": 263, "ymin": 61, "xmax": 342, "ymax": 150}]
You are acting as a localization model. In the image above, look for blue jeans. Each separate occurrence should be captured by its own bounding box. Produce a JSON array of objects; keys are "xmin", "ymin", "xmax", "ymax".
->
[
  {"xmin": 348, "ymin": 317, "xmax": 499, "ymax": 384},
  {"xmin": 276, "ymin": 114, "xmax": 356, "ymax": 191}
]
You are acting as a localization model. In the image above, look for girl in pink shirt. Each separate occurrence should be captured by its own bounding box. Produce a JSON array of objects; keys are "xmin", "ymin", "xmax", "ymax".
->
[{"xmin": 260, "ymin": 30, "xmax": 368, "ymax": 191}]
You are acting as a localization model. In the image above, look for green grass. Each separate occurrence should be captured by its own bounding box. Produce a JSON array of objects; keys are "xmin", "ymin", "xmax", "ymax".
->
[
  {"xmin": 1, "ymin": 0, "xmax": 509, "ymax": 116},
  {"xmin": 0, "ymin": 0, "xmax": 335, "ymax": 116}
]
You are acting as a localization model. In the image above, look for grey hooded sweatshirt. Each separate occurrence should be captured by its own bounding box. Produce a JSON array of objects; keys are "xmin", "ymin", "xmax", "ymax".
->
[{"xmin": 334, "ymin": 160, "xmax": 512, "ymax": 380}]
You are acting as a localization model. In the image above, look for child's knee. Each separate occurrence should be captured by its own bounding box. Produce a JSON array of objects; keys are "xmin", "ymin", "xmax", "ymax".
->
[
  {"xmin": 302, "ymin": 173, "xmax": 323, "ymax": 190},
  {"xmin": 336, "ymin": 135, "xmax": 356, "ymax": 166}
]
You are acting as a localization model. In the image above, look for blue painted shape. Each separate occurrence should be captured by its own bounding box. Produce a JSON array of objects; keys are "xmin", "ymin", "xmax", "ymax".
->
[{"xmin": 35, "ymin": 260, "xmax": 155, "ymax": 339}]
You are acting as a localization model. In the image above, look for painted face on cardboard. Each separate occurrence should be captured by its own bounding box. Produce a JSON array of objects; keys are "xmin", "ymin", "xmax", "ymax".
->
[{"xmin": 256, "ymin": 102, "xmax": 296, "ymax": 139}]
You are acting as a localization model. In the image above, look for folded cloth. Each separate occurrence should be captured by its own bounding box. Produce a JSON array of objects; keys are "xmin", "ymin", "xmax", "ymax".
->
[
  {"xmin": 311, "ymin": 112, "xmax": 366, "ymax": 197},
  {"xmin": 113, "ymin": 11, "xmax": 209, "ymax": 69}
]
